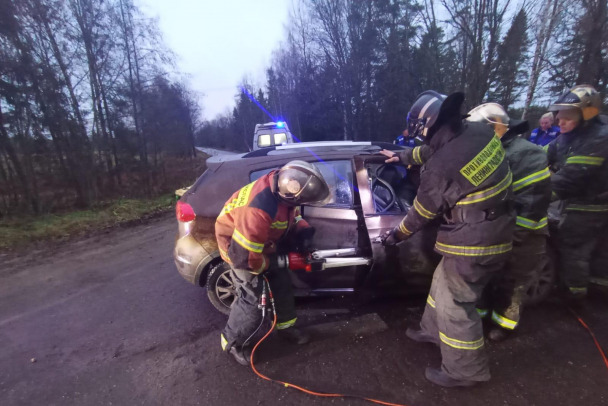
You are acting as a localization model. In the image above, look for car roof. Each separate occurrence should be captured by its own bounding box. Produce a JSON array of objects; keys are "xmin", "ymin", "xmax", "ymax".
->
[{"xmin": 217, "ymin": 141, "xmax": 400, "ymax": 160}]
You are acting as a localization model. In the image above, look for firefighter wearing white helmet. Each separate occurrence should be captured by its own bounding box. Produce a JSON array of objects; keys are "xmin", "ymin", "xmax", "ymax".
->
[
  {"xmin": 467, "ymin": 103, "xmax": 552, "ymax": 342},
  {"xmin": 215, "ymin": 160, "xmax": 329, "ymax": 365},
  {"xmin": 546, "ymin": 85, "xmax": 608, "ymax": 298}
]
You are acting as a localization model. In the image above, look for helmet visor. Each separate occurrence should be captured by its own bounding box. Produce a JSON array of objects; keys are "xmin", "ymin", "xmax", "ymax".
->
[{"xmin": 277, "ymin": 168, "xmax": 330, "ymax": 205}]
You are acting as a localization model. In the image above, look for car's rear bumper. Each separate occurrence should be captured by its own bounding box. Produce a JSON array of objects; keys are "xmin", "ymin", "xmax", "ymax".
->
[{"xmin": 174, "ymin": 232, "xmax": 219, "ymax": 286}]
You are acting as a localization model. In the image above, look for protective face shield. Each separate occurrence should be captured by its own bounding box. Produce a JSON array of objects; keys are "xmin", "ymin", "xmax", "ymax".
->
[
  {"xmin": 406, "ymin": 91, "xmax": 447, "ymax": 140},
  {"xmin": 466, "ymin": 103, "xmax": 510, "ymax": 138},
  {"xmin": 276, "ymin": 161, "xmax": 330, "ymax": 206},
  {"xmin": 548, "ymin": 85, "xmax": 601, "ymax": 121}
]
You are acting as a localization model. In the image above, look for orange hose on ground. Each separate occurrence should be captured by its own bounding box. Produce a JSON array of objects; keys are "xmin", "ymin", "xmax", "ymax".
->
[
  {"xmin": 568, "ymin": 307, "xmax": 608, "ymax": 371},
  {"xmin": 249, "ymin": 287, "xmax": 412, "ymax": 406}
]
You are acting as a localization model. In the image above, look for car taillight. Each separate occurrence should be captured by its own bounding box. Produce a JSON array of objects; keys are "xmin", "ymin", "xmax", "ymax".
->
[{"xmin": 176, "ymin": 201, "xmax": 196, "ymax": 222}]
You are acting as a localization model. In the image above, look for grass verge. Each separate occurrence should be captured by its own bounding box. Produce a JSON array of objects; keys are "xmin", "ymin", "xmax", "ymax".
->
[{"xmin": 0, "ymin": 194, "xmax": 175, "ymax": 252}]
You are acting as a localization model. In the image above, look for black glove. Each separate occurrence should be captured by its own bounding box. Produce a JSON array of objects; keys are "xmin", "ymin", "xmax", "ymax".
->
[
  {"xmin": 295, "ymin": 227, "xmax": 316, "ymax": 253},
  {"xmin": 382, "ymin": 228, "xmax": 409, "ymax": 246}
]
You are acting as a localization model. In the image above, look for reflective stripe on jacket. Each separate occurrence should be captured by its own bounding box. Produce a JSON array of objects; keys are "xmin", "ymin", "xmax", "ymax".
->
[
  {"xmin": 502, "ymin": 135, "xmax": 551, "ymax": 233},
  {"xmin": 546, "ymin": 117, "xmax": 608, "ymax": 211},
  {"xmin": 400, "ymin": 133, "xmax": 550, "ymax": 233},
  {"xmin": 397, "ymin": 122, "xmax": 515, "ymax": 261},
  {"xmin": 215, "ymin": 171, "xmax": 310, "ymax": 274}
]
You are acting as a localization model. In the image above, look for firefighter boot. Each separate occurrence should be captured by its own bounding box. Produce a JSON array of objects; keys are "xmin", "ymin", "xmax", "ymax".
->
[
  {"xmin": 488, "ymin": 327, "xmax": 511, "ymax": 342},
  {"xmin": 406, "ymin": 328, "xmax": 439, "ymax": 345},
  {"xmin": 228, "ymin": 346, "xmax": 251, "ymax": 366},
  {"xmin": 277, "ymin": 327, "xmax": 311, "ymax": 345},
  {"xmin": 425, "ymin": 367, "xmax": 477, "ymax": 388}
]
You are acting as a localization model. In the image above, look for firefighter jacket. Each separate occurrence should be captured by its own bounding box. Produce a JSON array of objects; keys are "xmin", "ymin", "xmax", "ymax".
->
[
  {"xmin": 502, "ymin": 133, "xmax": 552, "ymax": 233},
  {"xmin": 396, "ymin": 145, "xmax": 432, "ymax": 166},
  {"xmin": 546, "ymin": 117, "xmax": 608, "ymax": 213},
  {"xmin": 396, "ymin": 122, "xmax": 515, "ymax": 262},
  {"xmin": 215, "ymin": 171, "xmax": 310, "ymax": 274},
  {"xmin": 398, "ymin": 135, "xmax": 551, "ymax": 233}
]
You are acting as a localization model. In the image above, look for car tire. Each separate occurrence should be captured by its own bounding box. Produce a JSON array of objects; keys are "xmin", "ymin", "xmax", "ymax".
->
[
  {"xmin": 525, "ymin": 247, "xmax": 557, "ymax": 306},
  {"xmin": 206, "ymin": 261, "xmax": 235, "ymax": 315}
]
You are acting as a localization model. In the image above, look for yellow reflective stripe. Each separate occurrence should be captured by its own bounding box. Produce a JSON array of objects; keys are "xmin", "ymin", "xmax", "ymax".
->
[
  {"xmin": 565, "ymin": 155, "xmax": 605, "ymax": 166},
  {"xmin": 435, "ymin": 241, "xmax": 512, "ymax": 257},
  {"xmin": 221, "ymin": 333, "xmax": 228, "ymax": 351},
  {"xmin": 516, "ymin": 216, "xmax": 548, "ymax": 230},
  {"xmin": 457, "ymin": 171, "xmax": 512, "ymax": 205},
  {"xmin": 542, "ymin": 144, "xmax": 549, "ymax": 152},
  {"xmin": 512, "ymin": 167, "xmax": 551, "ymax": 192},
  {"xmin": 232, "ymin": 229, "xmax": 264, "ymax": 253},
  {"xmin": 294, "ymin": 215, "xmax": 303, "ymax": 223},
  {"xmin": 477, "ymin": 308, "xmax": 488, "ymax": 318},
  {"xmin": 569, "ymin": 287, "xmax": 588, "ymax": 294},
  {"xmin": 491, "ymin": 311, "xmax": 517, "ymax": 330},
  {"xmin": 413, "ymin": 146, "xmax": 423, "ymax": 164},
  {"xmin": 271, "ymin": 221, "xmax": 288, "ymax": 229},
  {"xmin": 427, "ymin": 294, "xmax": 436, "ymax": 308},
  {"xmin": 235, "ymin": 182, "xmax": 255, "ymax": 206},
  {"xmin": 439, "ymin": 332, "xmax": 484, "ymax": 350},
  {"xmin": 220, "ymin": 199, "xmax": 238, "ymax": 216},
  {"xmin": 276, "ymin": 317, "xmax": 297, "ymax": 330},
  {"xmin": 219, "ymin": 247, "xmax": 232, "ymax": 263},
  {"xmin": 566, "ymin": 204, "xmax": 608, "ymax": 212},
  {"xmin": 414, "ymin": 197, "xmax": 436, "ymax": 219},
  {"xmin": 399, "ymin": 221, "xmax": 413, "ymax": 235},
  {"xmin": 460, "ymin": 136, "xmax": 505, "ymax": 186}
]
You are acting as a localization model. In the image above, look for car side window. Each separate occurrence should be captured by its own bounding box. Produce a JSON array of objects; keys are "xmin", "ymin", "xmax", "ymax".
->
[{"xmin": 249, "ymin": 160, "xmax": 354, "ymax": 207}]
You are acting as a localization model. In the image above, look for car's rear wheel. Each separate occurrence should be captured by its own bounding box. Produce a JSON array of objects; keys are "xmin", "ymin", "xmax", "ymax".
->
[
  {"xmin": 206, "ymin": 261, "xmax": 235, "ymax": 315},
  {"xmin": 525, "ymin": 248, "xmax": 556, "ymax": 306}
]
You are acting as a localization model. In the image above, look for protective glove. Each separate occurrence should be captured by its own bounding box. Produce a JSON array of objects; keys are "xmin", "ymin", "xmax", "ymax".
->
[{"xmin": 382, "ymin": 228, "xmax": 409, "ymax": 246}]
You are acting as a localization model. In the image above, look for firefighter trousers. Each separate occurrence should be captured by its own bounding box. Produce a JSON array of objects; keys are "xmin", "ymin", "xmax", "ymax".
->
[
  {"xmin": 481, "ymin": 230, "xmax": 547, "ymax": 330},
  {"xmin": 557, "ymin": 211, "xmax": 608, "ymax": 294},
  {"xmin": 221, "ymin": 266, "xmax": 297, "ymax": 351},
  {"xmin": 419, "ymin": 257, "xmax": 503, "ymax": 382}
]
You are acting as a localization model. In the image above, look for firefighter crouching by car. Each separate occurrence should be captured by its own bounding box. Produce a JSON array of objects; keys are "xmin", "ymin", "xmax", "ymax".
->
[
  {"xmin": 383, "ymin": 91, "xmax": 515, "ymax": 387},
  {"xmin": 215, "ymin": 160, "xmax": 330, "ymax": 365},
  {"xmin": 467, "ymin": 103, "xmax": 551, "ymax": 342},
  {"xmin": 545, "ymin": 85, "xmax": 608, "ymax": 299}
]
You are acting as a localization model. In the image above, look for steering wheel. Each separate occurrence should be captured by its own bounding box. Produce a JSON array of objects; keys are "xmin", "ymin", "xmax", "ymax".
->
[{"xmin": 372, "ymin": 165, "xmax": 402, "ymax": 213}]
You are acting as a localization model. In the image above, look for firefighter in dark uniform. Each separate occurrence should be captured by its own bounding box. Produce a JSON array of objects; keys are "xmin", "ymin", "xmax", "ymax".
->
[
  {"xmin": 467, "ymin": 103, "xmax": 552, "ymax": 341},
  {"xmin": 383, "ymin": 91, "xmax": 515, "ymax": 387},
  {"xmin": 215, "ymin": 161, "xmax": 330, "ymax": 365},
  {"xmin": 546, "ymin": 85, "xmax": 608, "ymax": 298}
]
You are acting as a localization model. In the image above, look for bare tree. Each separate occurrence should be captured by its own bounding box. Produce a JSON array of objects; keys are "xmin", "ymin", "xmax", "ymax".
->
[{"xmin": 521, "ymin": 0, "xmax": 563, "ymax": 118}]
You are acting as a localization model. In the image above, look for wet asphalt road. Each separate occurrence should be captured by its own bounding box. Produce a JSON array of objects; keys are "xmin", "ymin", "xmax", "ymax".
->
[{"xmin": 1, "ymin": 213, "xmax": 607, "ymax": 406}]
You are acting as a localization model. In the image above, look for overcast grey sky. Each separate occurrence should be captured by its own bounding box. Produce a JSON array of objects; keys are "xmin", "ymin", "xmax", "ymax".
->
[{"xmin": 139, "ymin": 0, "xmax": 291, "ymax": 120}]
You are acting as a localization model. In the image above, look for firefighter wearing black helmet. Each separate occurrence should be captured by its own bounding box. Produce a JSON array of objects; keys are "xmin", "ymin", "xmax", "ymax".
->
[
  {"xmin": 384, "ymin": 91, "xmax": 515, "ymax": 387},
  {"xmin": 467, "ymin": 103, "xmax": 551, "ymax": 342},
  {"xmin": 546, "ymin": 85, "xmax": 608, "ymax": 298},
  {"xmin": 215, "ymin": 160, "xmax": 330, "ymax": 365}
]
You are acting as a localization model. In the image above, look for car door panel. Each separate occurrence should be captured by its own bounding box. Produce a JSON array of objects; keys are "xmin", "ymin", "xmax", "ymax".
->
[{"xmin": 354, "ymin": 155, "xmax": 439, "ymax": 291}]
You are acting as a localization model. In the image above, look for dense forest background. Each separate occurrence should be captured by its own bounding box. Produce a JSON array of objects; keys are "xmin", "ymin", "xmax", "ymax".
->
[
  {"xmin": 199, "ymin": 0, "xmax": 608, "ymax": 151},
  {"xmin": 1, "ymin": 0, "xmax": 607, "ymax": 217}
]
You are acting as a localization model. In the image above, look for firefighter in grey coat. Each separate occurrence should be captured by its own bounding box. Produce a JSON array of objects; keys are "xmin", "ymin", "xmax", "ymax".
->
[
  {"xmin": 467, "ymin": 103, "xmax": 551, "ymax": 341},
  {"xmin": 383, "ymin": 91, "xmax": 515, "ymax": 387},
  {"xmin": 546, "ymin": 85, "xmax": 608, "ymax": 297}
]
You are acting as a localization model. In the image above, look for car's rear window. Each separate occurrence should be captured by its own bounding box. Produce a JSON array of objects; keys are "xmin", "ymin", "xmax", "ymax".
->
[{"xmin": 250, "ymin": 160, "xmax": 354, "ymax": 207}]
